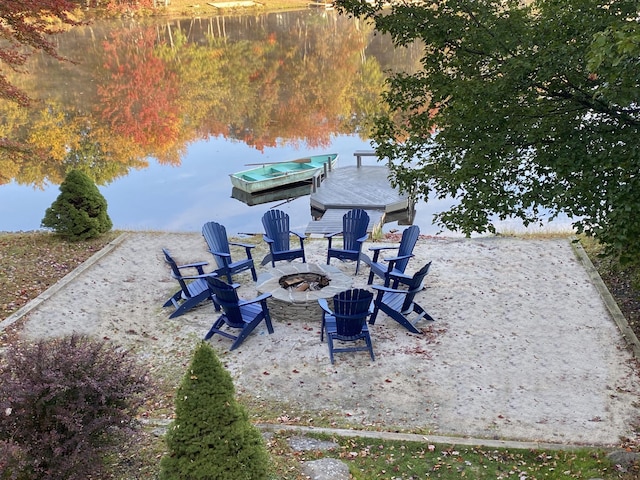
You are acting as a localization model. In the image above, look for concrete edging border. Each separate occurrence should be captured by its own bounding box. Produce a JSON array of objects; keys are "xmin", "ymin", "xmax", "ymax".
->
[
  {"xmin": 571, "ymin": 239, "xmax": 640, "ymax": 360},
  {"xmin": 0, "ymin": 232, "xmax": 130, "ymax": 331},
  {"xmin": 258, "ymin": 424, "xmax": 614, "ymax": 452}
]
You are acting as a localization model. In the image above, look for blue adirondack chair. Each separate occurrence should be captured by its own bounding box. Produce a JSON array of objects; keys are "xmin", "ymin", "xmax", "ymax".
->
[
  {"xmin": 162, "ymin": 248, "xmax": 215, "ymax": 319},
  {"xmin": 369, "ymin": 261, "xmax": 434, "ymax": 334},
  {"xmin": 202, "ymin": 221, "xmax": 257, "ymax": 283},
  {"xmin": 326, "ymin": 209, "xmax": 370, "ymax": 274},
  {"xmin": 318, "ymin": 288, "xmax": 375, "ymax": 364},
  {"xmin": 204, "ymin": 276, "xmax": 274, "ymax": 350},
  {"xmin": 366, "ymin": 225, "xmax": 420, "ymax": 285},
  {"xmin": 261, "ymin": 209, "xmax": 307, "ymax": 267}
]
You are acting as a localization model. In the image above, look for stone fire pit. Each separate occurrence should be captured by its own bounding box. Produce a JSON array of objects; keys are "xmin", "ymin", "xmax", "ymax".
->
[{"xmin": 256, "ymin": 263, "xmax": 353, "ymax": 323}]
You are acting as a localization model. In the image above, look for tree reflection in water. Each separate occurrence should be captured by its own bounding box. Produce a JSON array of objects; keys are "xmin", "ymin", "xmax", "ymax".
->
[{"xmin": 0, "ymin": 10, "xmax": 433, "ymax": 234}]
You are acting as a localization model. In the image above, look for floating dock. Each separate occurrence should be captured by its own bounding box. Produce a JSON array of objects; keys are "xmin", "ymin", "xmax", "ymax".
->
[{"xmin": 305, "ymin": 152, "xmax": 413, "ymax": 235}]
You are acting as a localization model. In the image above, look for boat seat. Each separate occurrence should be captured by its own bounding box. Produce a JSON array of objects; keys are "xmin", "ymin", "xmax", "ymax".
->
[{"xmin": 242, "ymin": 174, "xmax": 258, "ymax": 181}]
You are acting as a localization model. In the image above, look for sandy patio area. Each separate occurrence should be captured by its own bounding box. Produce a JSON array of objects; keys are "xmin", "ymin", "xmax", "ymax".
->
[{"xmin": 4, "ymin": 232, "xmax": 639, "ymax": 447}]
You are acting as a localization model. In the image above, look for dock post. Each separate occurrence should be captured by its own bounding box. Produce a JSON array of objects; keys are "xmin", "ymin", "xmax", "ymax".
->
[
  {"xmin": 312, "ymin": 171, "xmax": 322, "ymax": 193},
  {"xmin": 354, "ymin": 150, "xmax": 376, "ymax": 167}
]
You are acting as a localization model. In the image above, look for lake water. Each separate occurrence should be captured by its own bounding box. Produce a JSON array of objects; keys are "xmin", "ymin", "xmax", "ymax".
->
[{"xmin": 0, "ymin": 10, "xmax": 572, "ymax": 237}]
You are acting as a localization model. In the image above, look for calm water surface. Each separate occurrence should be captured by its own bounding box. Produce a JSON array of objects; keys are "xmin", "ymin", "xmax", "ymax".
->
[{"xmin": 0, "ymin": 11, "xmax": 571, "ymax": 236}]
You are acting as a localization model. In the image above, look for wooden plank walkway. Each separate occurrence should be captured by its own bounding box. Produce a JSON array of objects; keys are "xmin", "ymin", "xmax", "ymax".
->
[{"xmin": 305, "ymin": 165, "xmax": 411, "ymax": 235}]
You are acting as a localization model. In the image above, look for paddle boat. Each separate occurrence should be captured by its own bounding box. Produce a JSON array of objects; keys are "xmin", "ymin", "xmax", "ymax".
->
[{"xmin": 230, "ymin": 153, "xmax": 338, "ymax": 193}]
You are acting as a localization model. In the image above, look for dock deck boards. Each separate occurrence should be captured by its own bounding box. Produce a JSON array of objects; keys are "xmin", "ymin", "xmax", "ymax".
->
[
  {"xmin": 305, "ymin": 165, "xmax": 410, "ymax": 234},
  {"xmin": 310, "ymin": 165, "xmax": 408, "ymax": 212}
]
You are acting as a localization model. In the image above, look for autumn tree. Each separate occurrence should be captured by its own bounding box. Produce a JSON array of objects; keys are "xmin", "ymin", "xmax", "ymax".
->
[
  {"xmin": 97, "ymin": 27, "xmax": 181, "ymax": 156},
  {"xmin": 0, "ymin": 0, "xmax": 81, "ymax": 107},
  {"xmin": 337, "ymin": 0, "xmax": 640, "ymax": 261}
]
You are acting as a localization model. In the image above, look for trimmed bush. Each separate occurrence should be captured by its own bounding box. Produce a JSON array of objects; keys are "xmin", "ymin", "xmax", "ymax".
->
[
  {"xmin": 160, "ymin": 342, "xmax": 271, "ymax": 480},
  {"xmin": 0, "ymin": 335, "xmax": 151, "ymax": 480},
  {"xmin": 41, "ymin": 169, "xmax": 112, "ymax": 240}
]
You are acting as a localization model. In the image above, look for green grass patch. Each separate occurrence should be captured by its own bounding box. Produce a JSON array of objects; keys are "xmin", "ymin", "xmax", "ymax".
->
[{"xmin": 295, "ymin": 434, "xmax": 624, "ymax": 479}]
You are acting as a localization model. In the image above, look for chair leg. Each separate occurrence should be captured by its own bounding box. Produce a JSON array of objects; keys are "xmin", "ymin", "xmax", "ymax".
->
[
  {"xmin": 168, "ymin": 291, "xmax": 210, "ymax": 319},
  {"xmin": 365, "ymin": 335, "xmax": 375, "ymax": 361},
  {"xmin": 412, "ymin": 303, "xmax": 435, "ymax": 323},
  {"xmin": 203, "ymin": 316, "xmax": 227, "ymax": 341},
  {"xmin": 327, "ymin": 334, "xmax": 335, "ymax": 364},
  {"xmin": 229, "ymin": 315, "xmax": 268, "ymax": 351},
  {"xmin": 367, "ymin": 270, "xmax": 375, "ymax": 285},
  {"xmin": 163, "ymin": 289, "xmax": 182, "ymax": 308},
  {"xmin": 262, "ymin": 304, "xmax": 275, "ymax": 334}
]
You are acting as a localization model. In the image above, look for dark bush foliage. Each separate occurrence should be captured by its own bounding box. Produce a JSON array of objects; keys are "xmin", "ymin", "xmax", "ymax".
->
[
  {"xmin": 0, "ymin": 334, "xmax": 151, "ymax": 480},
  {"xmin": 41, "ymin": 169, "xmax": 112, "ymax": 240},
  {"xmin": 160, "ymin": 341, "xmax": 271, "ymax": 480}
]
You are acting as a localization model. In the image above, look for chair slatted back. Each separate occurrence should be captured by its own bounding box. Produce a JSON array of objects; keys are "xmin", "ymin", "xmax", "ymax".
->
[
  {"xmin": 262, "ymin": 209, "xmax": 291, "ymax": 252},
  {"xmin": 332, "ymin": 289, "xmax": 373, "ymax": 337},
  {"xmin": 402, "ymin": 261, "xmax": 432, "ymax": 311},
  {"xmin": 342, "ymin": 209, "xmax": 369, "ymax": 251},
  {"xmin": 202, "ymin": 221, "xmax": 230, "ymax": 270},
  {"xmin": 395, "ymin": 225, "xmax": 420, "ymax": 273},
  {"xmin": 162, "ymin": 248, "xmax": 190, "ymax": 295},
  {"xmin": 205, "ymin": 276, "xmax": 244, "ymax": 327}
]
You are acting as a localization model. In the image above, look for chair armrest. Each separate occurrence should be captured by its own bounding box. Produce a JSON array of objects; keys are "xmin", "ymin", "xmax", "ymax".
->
[
  {"xmin": 262, "ymin": 235, "xmax": 275, "ymax": 244},
  {"xmin": 177, "ymin": 272, "xmax": 217, "ymax": 281},
  {"xmin": 229, "ymin": 242, "xmax": 256, "ymax": 250},
  {"xmin": 368, "ymin": 244, "xmax": 397, "ymax": 263},
  {"xmin": 357, "ymin": 234, "xmax": 369, "ymax": 243},
  {"xmin": 177, "ymin": 260, "xmax": 209, "ymax": 269},
  {"xmin": 207, "ymin": 250, "xmax": 231, "ymax": 258},
  {"xmin": 385, "ymin": 270, "xmax": 413, "ymax": 288},
  {"xmin": 371, "ymin": 284, "xmax": 405, "ymax": 295},
  {"xmin": 317, "ymin": 298, "xmax": 333, "ymax": 315},
  {"xmin": 324, "ymin": 231, "xmax": 342, "ymax": 238},
  {"xmin": 384, "ymin": 253, "xmax": 414, "ymax": 265},
  {"xmin": 238, "ymin": 292, "xmax": 272, "ymax": 306},
  {"xmin": 368, "ymin": 245, "xmax": 398, "ymax": 252},
  {"xmin": 290, "ymin": 230, "xmax": 306, "ymax": 239}
]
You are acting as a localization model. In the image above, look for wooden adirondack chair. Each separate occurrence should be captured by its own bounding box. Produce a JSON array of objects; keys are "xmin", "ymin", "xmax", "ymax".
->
[
  {"xmin": 369, "ymin": 261, "xmax": 434, "ymax": 334},
  {"xmin": 204, "ymin": 276, "xmax": 274, "ymax": 350},
  {"xmin": 318, "ymin": 288, "xmax": 375, "ymax": 364},
  {"xmin": 202, "ymin": 221, "xmax": 257, "ymax": 283},
  {"xmin": 162, "ymin": 248, "xmax": 215, "ymax": 319},
  {"xmin": 365, "ymin": 225, "xmax": 420, "ymax": 285},
  {"xmin": 325, "ymin": 209, "xmax": 370, "ymax": 274},
  {"xmin": 260, "ymin": 209, "xmax": 307, "ymax": 267}
]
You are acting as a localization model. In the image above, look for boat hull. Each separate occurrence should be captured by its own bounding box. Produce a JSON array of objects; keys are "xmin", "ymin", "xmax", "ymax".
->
[{"xmin": 230, "ymin": 153, "xmax": 338, "ymax": 193}]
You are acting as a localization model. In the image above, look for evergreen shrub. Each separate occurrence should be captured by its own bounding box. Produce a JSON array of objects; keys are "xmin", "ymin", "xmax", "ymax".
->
[
  {"xmin": 0, "ymin": 334, "xmax": 151, "ymax": 480},
  {"xmin": 160, "ymin": 341, "xmax": 271, "ymax": 479},
  {"xmin": 41, "ymin": 169, "xmax": 112, "ymax": 240}
]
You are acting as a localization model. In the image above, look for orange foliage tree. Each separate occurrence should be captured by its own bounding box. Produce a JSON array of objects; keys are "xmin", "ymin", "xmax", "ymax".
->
[{"xmin": 96, "ymin": 28, "xmax": 182, "ymax": 156}]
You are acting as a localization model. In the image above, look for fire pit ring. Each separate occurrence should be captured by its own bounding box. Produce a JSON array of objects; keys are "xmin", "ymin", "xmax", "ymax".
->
[{"xmin": 256, "ymin": 263, "xmax": 353, "ymax": 323}]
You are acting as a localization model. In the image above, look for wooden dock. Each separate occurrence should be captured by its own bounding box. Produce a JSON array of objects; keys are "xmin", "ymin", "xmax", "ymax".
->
[{"xmin": 305, "ymin": 163, "xmax": 412, "ymax": 235}]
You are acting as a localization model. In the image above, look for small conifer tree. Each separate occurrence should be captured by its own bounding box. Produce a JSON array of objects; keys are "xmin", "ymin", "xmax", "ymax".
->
[
  {"xmin": 160, "ymin": 342, "xmax": 271, "ymax": 480},
  {"xmin": 41, "ymin": 169, "xmax": 112, "ymax": 240}
]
